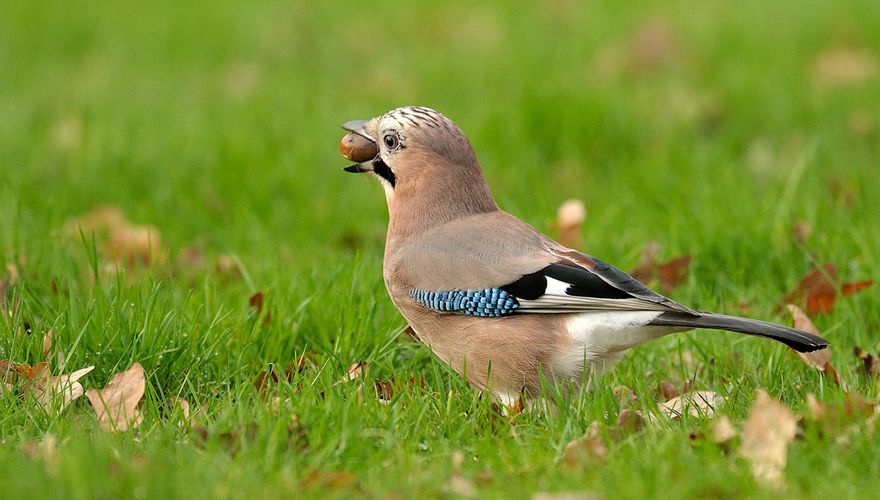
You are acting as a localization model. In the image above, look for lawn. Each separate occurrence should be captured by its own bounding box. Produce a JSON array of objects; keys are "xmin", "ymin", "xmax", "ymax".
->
[{"xmin": 1, "ymin": 0, "xmax": 879, "ymax": 498}]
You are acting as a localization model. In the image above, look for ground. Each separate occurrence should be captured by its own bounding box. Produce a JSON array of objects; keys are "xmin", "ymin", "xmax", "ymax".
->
[{"xmin": 1, "ymin": 0, "xmax": 879, "ymax": 498}]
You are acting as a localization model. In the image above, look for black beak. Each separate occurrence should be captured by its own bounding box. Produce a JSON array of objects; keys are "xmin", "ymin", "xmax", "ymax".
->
[
  {"xmin": 343, "ymin": 164, "xmax": 368, "ymax": 173},
  {"xmin": 341, "ymin": 120, "xmax": 374, "ymax": 141}
]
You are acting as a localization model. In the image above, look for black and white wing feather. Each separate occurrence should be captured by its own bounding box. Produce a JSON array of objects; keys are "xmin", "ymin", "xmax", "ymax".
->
[{"xmin": 499, "ymin": 249, "xmax": 697, "ymax": 315}]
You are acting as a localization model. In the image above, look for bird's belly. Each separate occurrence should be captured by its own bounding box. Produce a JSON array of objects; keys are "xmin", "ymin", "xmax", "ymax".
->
[{"xmin": 393, "ymin": 301, "xmax": 571, "ymax": 396}]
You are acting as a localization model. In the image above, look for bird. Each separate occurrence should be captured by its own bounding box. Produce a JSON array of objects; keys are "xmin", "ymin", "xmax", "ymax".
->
[{"xmin": 338, "ymin": 106, "xmax": 829, "ymax": 404}]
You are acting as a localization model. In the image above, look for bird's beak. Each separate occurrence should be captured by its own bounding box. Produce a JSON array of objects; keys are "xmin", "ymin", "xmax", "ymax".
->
[{"xmin": 340, "ymin": 120, "xmax": 378, "ymax": 173}]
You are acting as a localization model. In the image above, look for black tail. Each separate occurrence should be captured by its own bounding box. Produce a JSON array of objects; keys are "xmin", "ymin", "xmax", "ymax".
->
[{"xmin": 648, "ymin": 311, "xmax": 829, "ymax": 353}]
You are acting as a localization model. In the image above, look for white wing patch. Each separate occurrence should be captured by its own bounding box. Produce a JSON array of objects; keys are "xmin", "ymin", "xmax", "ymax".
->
[{"xmin": 516, "ymin": 277, "xmax": 672, "ymax": 313}]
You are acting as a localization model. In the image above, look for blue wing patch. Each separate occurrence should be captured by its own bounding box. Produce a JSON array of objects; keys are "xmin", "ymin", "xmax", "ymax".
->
[{"xmin": 409, "ymin": 288, "xmax": 519, "ymax": 317}]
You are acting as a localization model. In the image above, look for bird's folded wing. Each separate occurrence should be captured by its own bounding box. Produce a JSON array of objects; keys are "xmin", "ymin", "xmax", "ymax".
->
[{"xmin": 394, "ymin": 211, "xmax": 695, "ymax": 316}]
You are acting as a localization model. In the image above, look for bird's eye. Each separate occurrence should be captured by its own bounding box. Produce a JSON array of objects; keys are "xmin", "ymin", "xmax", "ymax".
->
[{"xmin": 384, "ymin": 134, "xmax": 399, "ymax": 149}]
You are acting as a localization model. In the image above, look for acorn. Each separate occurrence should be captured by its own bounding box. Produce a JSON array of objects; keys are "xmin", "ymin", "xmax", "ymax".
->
[{"xmin": 339, "ymin": 132, "xmax": 378, "ymax": 163}]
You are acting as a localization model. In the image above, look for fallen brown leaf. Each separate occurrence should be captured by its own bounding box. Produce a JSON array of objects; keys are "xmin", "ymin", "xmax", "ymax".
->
[
  {"xmin": 338, "ymin": 362, "xmax": 367, "ymax": 384},
  {"xmin": 374, "ymin": 379, "xmax": 394, "ymax": 404},
  {"xmin": 613, "ymin": 384, "xmax": 638, "ymax": 408},
  {"xmin": 657, "ymin": 256, "xmax": 692, "ymax": 291},
  {"xmin": 842, "ymin": 391, "xmax": 877, "ymax": 420},
  {"xmin": 254, "ymin": 353, "xmax": 318, "ymax": 398},
  {"xmin": 0, "ymin": 262, "xmax": 18, "ymax": 298},
  {"xmin": 629, "ymin": 240, "xmax": 659, "ymax": 284},
  {"xmin": 786, "ymin": 304, "xmax": 838, "ymax": 384},
  {"xmin": 556, "ymin": 199, "xmax": 586, "ymax": 248},
  {"xmin": 805, "ymin": 394, "xmax": 825, "ymax": 421},
  {"xmin": 0, "ymin": 262, "xmax": 19, "ymax": 314},
  {"xmin": 615, "ymin": 408, "xmax": 644, "ymax": 435},
  {"xmin": 446, "ymin": 451, "xmax": 477, "ymax": 498},
  {"xmin": 64, "ymin": 206, "xmax": 166, "ymax": 267},
  {"xmin": 827, "ymin": 178, "xmax": 856, "ymax": 206},
  {"xmin": 811, "ymin": 46, "xmax": 878, "ymax": 88},
  {"xmin": 842, "ymin": 280, "xmax": 874, "ymax": 296},
  {"xmin": 248, "ymin": 291, "xmax": 265, "ymax": 312},
  {"xmin": 1, "ymin": 360, "xmax": 51, "ymax": 390},
  {"xmin": 254, "ymin": 366, "xmax": 281, "ymax": 396},
  {"xmin": 562, "ymin": 421, "xmax": 607, "ymax": 467},
  {"xmin": 214, "ymin": 255, "xmax": 243, "ymax": 277},
  {"xmin": 848, "ymin": 109, "xmax": 875, "ymax": 138},
  {"xmin": 168, "ymin": 396, "xmax": 191, "ymax": 421},
  {"xmin": 711, "ymin": 416, "xmax": 737, "ymax": 444},
  {"xmin": 593, "ymin": 18, "xmax": 682, "ymax": 80},
  {"xmin": 658, "ymin": 391, "xmax": 724, "ymax": 420},
  {"xmin": 791, "ymin": 220, "xmax": 813, "ymax": 245},
  {"xmin": 177, "ymin": 244, "xmax": 207, "ymax": 270},
  {"xmin": 628, "ymin": 18, "xmax": 681, "ymax": 72},
  {"xmin": 300, "ymin": 470, "xmax": 357, "ymax": 491},
  {"xmin": 740, "ymin": 390, "xmax": 798, "ymax": 487},
  {"xmin": 248, "ymin": 291, "xmax": 270, "ymax": 324},
  {"xmin": 1, "ymin": 359, "xmax": 94, "ymax": 411},
  {"xmin": 19, "ymin": 434, "xmax": 58, "ymax": 470},
  {"xmin": 781, "ymin": 263, "xmax": 873, "ymax": 315},
  {"xmin": 854, "ymin": 346, "xmax": 880, "ymax": 378},
  {"xmin": 86, "ymin": 363, "xmax": 146, "ymax": 431},
  {"xmin": 657, "ymin": 380, "xmax": 679, "ymax": 402},
  {"xmin": 629, "ymin": 241, "xmax": 690, "ymax": 291},
  {"xmin": 35, "ymin": 365, "xmax": 95, "ymax": 410},
  {"xmin": 42, "ymin": 330, "xmax": 54, "ymax": 357}
]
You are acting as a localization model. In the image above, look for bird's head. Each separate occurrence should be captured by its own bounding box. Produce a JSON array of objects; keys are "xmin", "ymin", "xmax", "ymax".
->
[{"xmin": 339, "ymin": 107, "xmax": 497, "ymax": 230}]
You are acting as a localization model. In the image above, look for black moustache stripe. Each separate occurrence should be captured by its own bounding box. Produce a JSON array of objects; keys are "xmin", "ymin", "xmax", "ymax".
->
[{"xmin": 373, "ymin": 159, "xmax": 396, "ymax": 187}]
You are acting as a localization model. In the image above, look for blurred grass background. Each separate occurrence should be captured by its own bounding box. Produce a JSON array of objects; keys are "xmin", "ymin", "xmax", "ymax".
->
[{"xmin": 1, "ymin": 0, "xmax": 879, "ymax": 498}]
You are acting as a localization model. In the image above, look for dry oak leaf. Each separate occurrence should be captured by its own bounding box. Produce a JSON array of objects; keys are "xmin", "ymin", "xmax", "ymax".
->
[
  {"xmin": 854, "ymin": 346, "xmax": 880, "ymax": 378},
  {"xmin": 248, "ymin": 291, "xmax": 270, "ymax": 324},
  {"xmin": 811, "ymin": 46, "xmax": 878, "ymax": 88},
  {"xmin": 658, "ymin": 391, "xmax": 725, "ymax": 420},
  {"xmin": 786, "ymin": 304, "xmax": 838, "ymax": 384},
  {"xmin": 64, "ymin": 205, "xmax": 166, "ymax": 267},
  {"xmin": 374, "ymin": 379, "xmax": 394, "ymax": 404},
  {"xmin": 613, "ymin": 384, "xmax": 638, "ymax": 408},
  {"xmin": 711, "ymin": 416, "xmax": 737, "ymax": 444},
  {"xmin": 562, "ymin": 421, "xmax": 608, "ymax": 467},
  {"xmin": 0, "ymin": 360, "xmax": 93, "ymax": 410},
  {"xmin": 556, "ymin": 199, "xmax": 586, "ymax": 249},
  {"xmin": 248, "ymin": 291, "xmax": 265, "ymax": 312},
  {"xmin": 2, "ymin": 361, "xmax": 52, "ymax": 402},
  {"xmin": 42, "ymin": 329, "xmax": 54, "ymax": 357},
  {"xmin": 615, "ymin": 408, "xmax": 644, "ymax": 435},
  {"xmin": 781, "ymin": 263, "xmax": 873, "ymax": 316},
  {"xmin": 86, "ymin": 363, "xmax": 146, "ymax": 431},
  {"xmin": 791, "ymin": 220, "xmax": 813, "ymax": 245},
  {"xmin": 300, "ymin": 470, "xmax": 357, "ymax": 491},
  {"xmin": 36, "ymin": 366, "xmax": 96, "ymax": 410},
  {"xmin": 739, "ymin": 390, "xmax": 798, "ymax": 487},
  {"xmin": 0, "ymin": 261, "xmax": 19, "ymax": 308},
  {"xmin": 446, "ymin": 451, "xmax": 478, "ymax": 498},
  {"xmin": 658, "ymin": 380, "xmax": 680, "ymax": 402},
  {"xmin": 168, "ymin": 396, "xmax": 191, "ymax": 421},
  {"xmin": 629, "ymin": 241, "xmax": 691, "ymax": 291},
  {"xmin": 333, "ymin": 362, "xmax": 368, "ymax": 387}
]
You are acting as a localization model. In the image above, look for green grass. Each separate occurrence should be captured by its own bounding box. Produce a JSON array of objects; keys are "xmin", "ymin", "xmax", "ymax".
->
[{"xmin": 1, "ymin": 0, "xmax": 879, "ymax": 497}]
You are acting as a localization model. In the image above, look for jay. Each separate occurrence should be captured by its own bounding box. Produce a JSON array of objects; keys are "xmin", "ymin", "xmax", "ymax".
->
[{"xmin": 339, "ymin": 106, "xmax": 828, "ymax": 404}]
